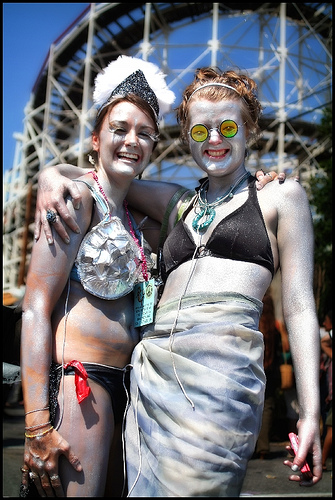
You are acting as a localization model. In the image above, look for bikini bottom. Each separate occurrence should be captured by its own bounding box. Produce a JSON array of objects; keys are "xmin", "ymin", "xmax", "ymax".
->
[
  {"xmin": 49, "ymin": 361, "xmax": 131, "ymax": 425},
  {"xmin": 20, "ymin": 362, "xmax": 131, "ymax": 498}
]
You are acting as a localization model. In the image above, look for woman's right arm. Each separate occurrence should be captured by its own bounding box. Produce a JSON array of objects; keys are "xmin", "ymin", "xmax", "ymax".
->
[
  {"xmin": 35, "ymin": 164, "xmax": 88, "ymax": 244},
  {"xmin": 22, "ymin": 187, "xmax": 92, "ymax": 495},
  {"xmin": 36, "ymin": 166, "xmax": 184, "ymax": 245},
  {"xmin": 21, "ymin": 242, "xmax": 79, "ymax": 495}
]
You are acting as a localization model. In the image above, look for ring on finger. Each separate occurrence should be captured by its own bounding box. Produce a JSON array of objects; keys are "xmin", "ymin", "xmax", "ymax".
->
[
  {"xmin": 265, "ymin": 172, "xmax": 273, "ymax": 179},
  {"xmin": 50, "ymin": 474, "xmax": 59, "ymax": 481},
  {"xmin": 29, "ymin": 471, "xmax": 38, "ymax": 480},
  {"xmin": 46, "ymin": 209, "xmax": 58, "ymax": 224}
]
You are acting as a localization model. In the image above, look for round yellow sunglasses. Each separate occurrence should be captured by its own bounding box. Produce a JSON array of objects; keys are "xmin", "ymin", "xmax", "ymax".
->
[{"xmin": 190, "ymin": 120, "xmax": 238, "ymax": 142}]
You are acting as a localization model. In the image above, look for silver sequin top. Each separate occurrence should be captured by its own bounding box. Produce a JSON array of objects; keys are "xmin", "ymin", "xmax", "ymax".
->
[{"xmin": 72, "ymin": 179, "xmax": 153, "ymax": 300}]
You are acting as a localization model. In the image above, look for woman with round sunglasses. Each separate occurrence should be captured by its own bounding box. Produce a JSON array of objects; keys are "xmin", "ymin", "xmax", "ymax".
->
[
  {"xmin": 34, "ymin": 67, "xmax": 321, "ymax": 495},
  {"xmin": 124, "ymin": 67, "xmax": 322, "ymax": 496}
]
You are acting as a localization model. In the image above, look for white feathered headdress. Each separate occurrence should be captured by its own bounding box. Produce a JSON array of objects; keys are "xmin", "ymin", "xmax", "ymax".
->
[{"xmin": 93, "ymin": 56, "xmax": 175, "ymax": 118}]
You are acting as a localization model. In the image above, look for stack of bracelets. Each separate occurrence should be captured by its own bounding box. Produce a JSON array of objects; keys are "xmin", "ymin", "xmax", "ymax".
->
[{"xmin": 24, "ymin": 406, "xmax": 53, "ymax": 438}]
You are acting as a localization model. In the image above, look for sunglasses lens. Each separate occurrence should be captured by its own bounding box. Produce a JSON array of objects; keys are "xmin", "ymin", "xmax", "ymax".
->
[
  {"xmin": 191, "ymin": 124, "xmax": 208, "ymax": 142},
  {"xmin": 220, "ymin": 120, "xmax": 238, "ymax": 138}
]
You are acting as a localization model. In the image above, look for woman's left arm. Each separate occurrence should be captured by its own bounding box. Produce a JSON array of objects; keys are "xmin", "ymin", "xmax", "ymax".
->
[
  {"xmin": 275, "ymin": 180, "xmax": 322, "ymax": 485},
  {"xmin": 35, "ymin": 167, "xmax": 285, "ymax": 244}
]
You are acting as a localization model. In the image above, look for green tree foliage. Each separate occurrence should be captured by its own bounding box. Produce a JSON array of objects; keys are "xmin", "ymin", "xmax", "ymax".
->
[{"xmin": 308, "ymin": 108, "xmax": 332, "ymax": 319}]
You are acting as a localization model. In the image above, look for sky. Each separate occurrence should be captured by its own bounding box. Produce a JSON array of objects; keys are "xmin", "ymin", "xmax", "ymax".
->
[
  {"xmin": 3, "ymin": 4, "xmax": 330, "ymax": 174},
  {"xmin": 3, "ymin": 3, "xmax": 90, "ymax": 172}
]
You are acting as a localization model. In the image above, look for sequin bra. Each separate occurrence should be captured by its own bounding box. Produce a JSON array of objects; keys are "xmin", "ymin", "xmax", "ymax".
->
[{"xmin": 70, "ymin": 179, "xmax": 153, "ymax": 300}]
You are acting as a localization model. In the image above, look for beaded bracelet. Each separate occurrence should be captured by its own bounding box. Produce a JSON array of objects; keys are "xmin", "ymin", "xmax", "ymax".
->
[
  {"xmin": 25, "ymin": 406, "xmax": 49, "ymax": 416},
  {"xmin": 25, "ymin": 426, "xmax": 54, "ymax": 439},
  {"xmin": 25, "ymin": 421, "xmax": 51, "ymax": 431}
]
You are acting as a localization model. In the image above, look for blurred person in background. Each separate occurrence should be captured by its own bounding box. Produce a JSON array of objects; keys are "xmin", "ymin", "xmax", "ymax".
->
[
  {"xmin": 254, "ymin": 289, "xmax": 281, "ymax": 459},
  {"xmin": 320, "ymin": 310, "xmax": 332, "ymax": 472}
]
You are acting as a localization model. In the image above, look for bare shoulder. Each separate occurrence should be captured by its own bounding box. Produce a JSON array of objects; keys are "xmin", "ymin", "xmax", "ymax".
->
[
  {"xmin": 258, "ymin": 177, "xmax": 308, "ymax": 206},
  {"xmin": 257, "ymin": 178, "xmax": 312, "ymax": 234}
]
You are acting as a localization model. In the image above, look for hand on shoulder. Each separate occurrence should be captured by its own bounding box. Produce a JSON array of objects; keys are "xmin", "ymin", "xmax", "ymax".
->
[{"xmin": 255, "ymin": 170, "xmax": 300, "ymax": 190}]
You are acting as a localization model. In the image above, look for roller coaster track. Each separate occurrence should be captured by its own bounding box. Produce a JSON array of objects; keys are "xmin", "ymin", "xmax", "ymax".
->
[{"xmin": 3, "ymin": 2, "xmax": 332, "ymax": 301}]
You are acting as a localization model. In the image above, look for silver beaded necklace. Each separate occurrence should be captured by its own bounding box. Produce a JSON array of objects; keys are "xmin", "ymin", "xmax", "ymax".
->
[{"xmin": 192, "ymin": 171, "xmax": 251, "ymax": 232}]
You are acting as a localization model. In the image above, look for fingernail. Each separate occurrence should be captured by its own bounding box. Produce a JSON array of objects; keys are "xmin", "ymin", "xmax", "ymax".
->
[
  {"xmin": 291, "ymin": 464, "xmax": 299, "ymax": 472},
  {"xmin": 75, "ymin": 228, "xmax": 81, "ymax": 234},
  {"xmin": 74, "ymin": 202, "xmax": 80, "ymax": 210},
  {"xmin": 47, "ymin": 238, "xmax": 53, "ymax": 245},
  {"xmin": 65, "ymin": 237, "xmax": 70, "ymax": 244}
]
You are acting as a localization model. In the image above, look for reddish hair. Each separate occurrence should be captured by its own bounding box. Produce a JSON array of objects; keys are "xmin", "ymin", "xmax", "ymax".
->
[{"xmin": 177, "ymin": 67, "xmax": 262, "ymax": 145}]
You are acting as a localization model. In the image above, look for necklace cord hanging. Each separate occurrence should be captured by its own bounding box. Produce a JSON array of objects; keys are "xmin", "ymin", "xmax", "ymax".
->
[{"xmin": 192, "ymin": 172, "xmax": 250, "ymax": 232}]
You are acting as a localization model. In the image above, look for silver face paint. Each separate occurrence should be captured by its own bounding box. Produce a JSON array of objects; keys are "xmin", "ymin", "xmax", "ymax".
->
[
  {"xmin": 94, "ymin": 102, "xmax": 156, "ymax": 177},
  {"xmin": 188, "ymin": 100, "xmax": 247, "ymax": 178}
]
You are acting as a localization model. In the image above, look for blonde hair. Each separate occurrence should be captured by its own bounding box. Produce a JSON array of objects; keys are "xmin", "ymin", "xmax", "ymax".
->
[{"xmin": 177, "ymin": 68, "xmax": 262, "ymax": 145}]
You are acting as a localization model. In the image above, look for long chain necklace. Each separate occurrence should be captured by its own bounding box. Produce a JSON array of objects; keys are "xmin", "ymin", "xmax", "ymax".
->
[
  {"xmin": 192, "ymin": 171, "xmax": 251, "ymax": 232},
  {"xmin": 89, "ymin": 170, "xmax": 149, "ymax": 281},
  {"xmin": 123, "ymin": 200, "xmax": 149, "ymax": 281}
]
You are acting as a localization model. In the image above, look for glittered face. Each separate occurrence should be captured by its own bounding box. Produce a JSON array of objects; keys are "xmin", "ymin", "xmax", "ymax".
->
[
  {"xmin": 188, "ymin": 99, "xmax": 247, "ymax": 176},
  {"xmin": 92, "ymin": 101, "xmax": 156, "ymax": 177}
]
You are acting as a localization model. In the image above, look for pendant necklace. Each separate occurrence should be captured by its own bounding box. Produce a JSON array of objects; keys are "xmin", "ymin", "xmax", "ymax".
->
[{"xmin": 192, "ymin": 171, "xmax": 251, "ymax": 233}]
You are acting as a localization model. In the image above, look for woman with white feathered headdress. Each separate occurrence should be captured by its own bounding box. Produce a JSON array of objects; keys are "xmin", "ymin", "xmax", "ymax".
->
[
  {"xmin": 20, "ymin": 56, "xmax": 175, "ymax": 497},
  {"xmin": 35, "ymin": 60, "xmax": 321, "ymax": 495}
]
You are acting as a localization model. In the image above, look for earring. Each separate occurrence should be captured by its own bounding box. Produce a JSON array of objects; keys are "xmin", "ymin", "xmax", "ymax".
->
[{"xmin": 88, "ymin": 152, "xmax": 96, "ymax": 166}]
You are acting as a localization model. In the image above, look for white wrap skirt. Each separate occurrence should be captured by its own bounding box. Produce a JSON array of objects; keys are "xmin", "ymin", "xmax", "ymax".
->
[{"xmin": 125, "ymin": 292, "xmax": 265, "ymax": 497}]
